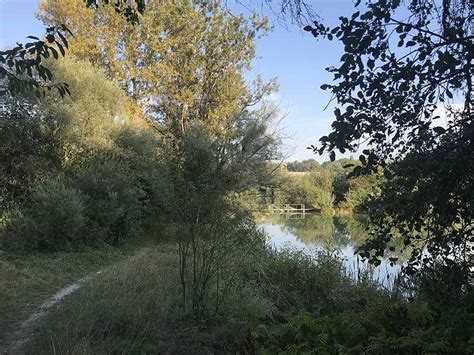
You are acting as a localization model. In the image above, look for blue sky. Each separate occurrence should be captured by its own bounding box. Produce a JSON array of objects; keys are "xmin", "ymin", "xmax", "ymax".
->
[{"xmin": 0, "ymin": 0, "xmax": 355, "ymax": 162}]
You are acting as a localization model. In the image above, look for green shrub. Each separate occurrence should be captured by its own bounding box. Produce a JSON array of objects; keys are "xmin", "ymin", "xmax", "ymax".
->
[
  {"xmin": 253, "ymin": 299, "xmax": 473, "ymax": 354},
  {"xmin": 6, "ymin": 179, "xmax": 86, "ymax": 250},
  {"xmin": 114, "ymin": 127, "xmax": 175, "ymax": 215},
  {"xmin": 278, "ymin": 175, "xmax": 334, "ymax": 215},
  {"xmin": 72, "ymin": 156, "xmax": 144, "ymax": 244},
  {"xmin": 0, "ymin": 116, "xmax": 62, "ymax": 208}
]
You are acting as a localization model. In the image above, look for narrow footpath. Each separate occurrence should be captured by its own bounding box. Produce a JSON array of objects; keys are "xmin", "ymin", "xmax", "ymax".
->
[{"xmin": 1, "ymin": 271, "xmax": 101, "ymax": 354}]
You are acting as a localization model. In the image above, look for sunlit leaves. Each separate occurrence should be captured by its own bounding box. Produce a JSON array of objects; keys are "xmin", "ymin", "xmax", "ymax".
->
[
  {"xmin": 84, "ymin": 0, "xmax": 145, "ymax": 24},
  {"xmin": 38, "ymin": 0, "xmax": 273, "ymax": 142}
]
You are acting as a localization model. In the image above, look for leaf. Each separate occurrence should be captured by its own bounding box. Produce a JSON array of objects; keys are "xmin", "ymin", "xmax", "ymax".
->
[
  {"xmin": 57, "ymin": 31, "xmax": 69, "ymax": 48},
  {"xmin": 56, "ymin": 42, "xmax": 66, "ymax": 57},
  {"xmin": 433, "ymin": 126, "xmax": 445, "ymax": 135},
  {"xmin": 329, "ymin": 151, "xmax": 336, "ymax": 161},
  {"xmin": 49, "ymin": 47, "xmax": 59, "ymax": 59}
]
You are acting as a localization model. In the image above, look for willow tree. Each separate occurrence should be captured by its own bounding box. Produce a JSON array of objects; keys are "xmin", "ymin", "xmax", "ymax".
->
[
  {"xmin": 37, "ymin": 0, "xmax": 274, "ymax": 142},
  {"xmin": 39, "ymin": 0, "xmax": 281, "ymax": 314}
]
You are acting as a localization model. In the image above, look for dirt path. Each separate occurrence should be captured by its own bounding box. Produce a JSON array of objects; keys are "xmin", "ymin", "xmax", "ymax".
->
[{"xmin": 1, "ymin": 271, "xmax": 101, "ymax": 354}]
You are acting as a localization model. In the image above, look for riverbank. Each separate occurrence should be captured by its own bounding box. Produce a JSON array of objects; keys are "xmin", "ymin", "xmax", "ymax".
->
[{"xmin": 12, "ymin": 237, "xmax": 473, "ymax": 354}]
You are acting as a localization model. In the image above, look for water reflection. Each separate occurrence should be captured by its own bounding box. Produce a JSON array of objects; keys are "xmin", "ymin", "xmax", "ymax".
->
[{"xmin": 258, "ymin": 213, "xmax": 401, "ymax": 285}]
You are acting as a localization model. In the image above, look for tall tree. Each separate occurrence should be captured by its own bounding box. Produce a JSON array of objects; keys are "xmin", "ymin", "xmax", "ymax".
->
[
  {"xmin": 1, "ymin": 0, "xmax": 314, "ymax": 99},
  {"xmin": 37, "ymin": 0, "xmax": 275, "ymax": 142},
  {"xmin": 305, "ymin": 0, "xmax": 473, "ymax": 276},
  {"xmin": 0, "ymin": 1, "xmax": 146, "ymax": 97}
]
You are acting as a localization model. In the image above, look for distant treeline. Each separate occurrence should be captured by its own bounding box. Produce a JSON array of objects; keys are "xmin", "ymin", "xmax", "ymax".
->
[{"xmin": 286, "ymin": 159, "xmax": 322, "ymax": 172}]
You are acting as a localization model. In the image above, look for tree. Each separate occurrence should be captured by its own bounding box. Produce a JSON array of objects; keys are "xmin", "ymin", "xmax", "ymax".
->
[
  {"xmin": 36, "ymin": 0, "xmax": 283, "ymax": 314},
  {"xmin": 1, "ymin": 56, "xmax": 166, "ymax": 248},
  {"xmin": 305, "ymin": 0, "xmax": 473, "ymax": 276},
  {"xmin": 166, "ymin": 101, "xmax": 281, "ymax": 316},
  {"xmin": 0, "ymin": 1, "xmax": 146, "ymax": 97},
  {"xmin": 38, "ymin": 0, "xmax": 274, "ymax": 142},
  {"xmin": 286, "ymin": 159, "xmax": 320, "ymax": 172},
  {"xmin": 2, "ymin": 0, "xmax": 316, "ymax": 99}
]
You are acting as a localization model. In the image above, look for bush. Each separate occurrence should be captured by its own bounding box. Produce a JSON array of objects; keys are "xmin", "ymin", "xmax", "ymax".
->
[
  {"xmin": 253, "ymin": 299, "xmax": 473, "ymax": 354},
  {"xmin": 6, "ymin": 179, "xmax": 86, "ymax": 250},
  {"xmin": 114, "ymin": 127, "xmax": 175, "ymax": 215},
  {"xmin": 278, "ymin": 175, "xmax": 334, "ymax": 215},
  {"xmin": 250, "ymin": 254, "xmax": 474, "ymax": 354},
  {"xmin": 72, "ymin": 155, "xmax": 144, "ymax": 245},
  {"xmin": 0, "ymin": 116, "xmax": 62, "ymax": 208}
]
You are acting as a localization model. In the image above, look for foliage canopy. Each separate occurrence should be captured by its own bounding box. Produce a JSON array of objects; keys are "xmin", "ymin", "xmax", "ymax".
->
[{"xmin": 305, "ymin": 0, "xmax": 473, "ymax": 275}]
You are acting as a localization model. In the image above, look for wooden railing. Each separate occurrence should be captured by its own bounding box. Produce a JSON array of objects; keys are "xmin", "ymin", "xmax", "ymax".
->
[{"xmin": 270, "ymin": 204, "xmax": 309, "ymax": 214}]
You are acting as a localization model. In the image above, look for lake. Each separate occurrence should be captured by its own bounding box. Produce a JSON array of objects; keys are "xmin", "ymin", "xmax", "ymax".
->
[{"xmin": 257, "ymin": 213, "xmax": 401, "ymax": 286}]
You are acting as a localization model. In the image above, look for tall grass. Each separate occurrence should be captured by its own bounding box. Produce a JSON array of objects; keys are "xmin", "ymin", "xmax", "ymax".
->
[
  {"xmin": 24, "ymin": 247, "xmax": 181, "ymax": 354},
  {"xmin": 22, "ymin": 236, "xmax": 473, "ymax": 354},
  {"xmin": 23, "ymin": 240, "xmax": 386, "ymax": 353}
]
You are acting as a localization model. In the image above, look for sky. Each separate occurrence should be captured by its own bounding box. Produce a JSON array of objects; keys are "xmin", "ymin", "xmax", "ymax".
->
[{"xmin": 0, "ymin": 0, "xmax": 356, "ymax": 162}]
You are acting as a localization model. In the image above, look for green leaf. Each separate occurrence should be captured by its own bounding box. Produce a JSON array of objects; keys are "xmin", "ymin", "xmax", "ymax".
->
[
  {"xmin": 49, "ymin": 47, "xmax": 59, "ymax": 59},
  {"xmin": 56, "ymin": 42, "xmax": 66, "ymax": 56},
  {"xmin": 433, "ymin": 126, "xmax": 445, "ymax": 135}
]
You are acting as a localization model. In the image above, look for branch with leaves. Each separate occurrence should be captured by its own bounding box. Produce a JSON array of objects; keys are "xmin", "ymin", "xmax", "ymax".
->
[{"xmin": 304, "ymin": 0, "xmax": 473, "ymax": 275}]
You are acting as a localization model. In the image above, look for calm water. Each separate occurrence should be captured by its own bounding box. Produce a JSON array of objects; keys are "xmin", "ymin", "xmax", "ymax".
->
[{"xmin": 258, "ymin": 213, "xmax": 401, "ymax": 285}]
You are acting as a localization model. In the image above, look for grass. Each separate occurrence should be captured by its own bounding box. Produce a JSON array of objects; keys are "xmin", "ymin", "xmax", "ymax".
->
[
  {"xmin": 23, "ymin": 247, "xmax": 183, "ymax": 354},
  {"xmin": 9, "ymin": 237, "xmax": 473, "ymax": 354},
  {"xmin": 22, "ymin": 245, "xmax": 277, "ymax": 354},
  {"xmin": 21, "ymin": 245, "xmax": 386, "ymax": 354},
  {"xmin": 0, "ymin": 229, "xmax": 158, "ymax": 348}
]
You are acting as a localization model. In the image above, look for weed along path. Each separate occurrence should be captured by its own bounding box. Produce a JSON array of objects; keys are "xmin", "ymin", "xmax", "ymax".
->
[{"xmin": 1, "ymin": 271, "xmax": 101, "ymax": 354}]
